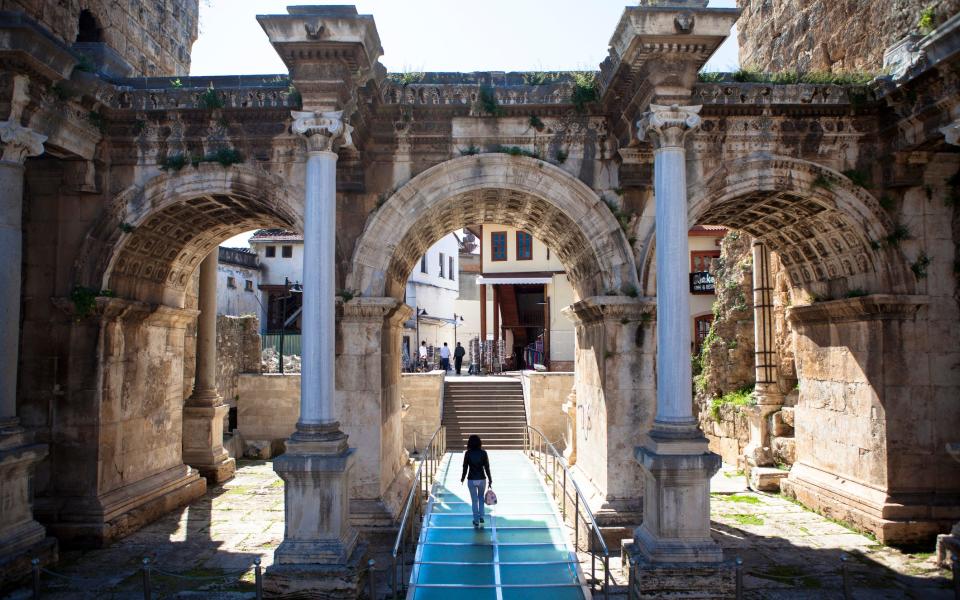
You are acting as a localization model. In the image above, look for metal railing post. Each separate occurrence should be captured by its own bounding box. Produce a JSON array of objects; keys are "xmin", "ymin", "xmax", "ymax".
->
[
  {"xmin": 574, "ymin": 495, "xmax": 580, "ymax": 550},
  {"xmin": 31, "ymin": 558, "xmax": 40, "ymax": 600},
  {"xmin": 591, "ymin": 529, "xmax": 596, "ymax": 584},
  {"xmin": 735, "ymin": 556, "xmax": 743, "ymax": 600},
  {"xmin": 141, "ymin": 557, "xmax": 152, "ymax": 600},
  {"xmin": 367, "ymin": 559, "xmax": 376, "ymax": 600},
  {"xmin": 254, "ymin": 557, "xmax": 263, "ymax": 600},
  {"xmin": 552, "ymin": 452, "xmax": 557, "ymax": 497},
  {"xmin": 604, "ymin": 554, "xmax": 610, "ymax": 600},
  {"xmin": 840, "ymin": 554, "xmax": 851, "ymax": 600},
  {"xmin": 562, "ymin": 469, "xmax": 567, "ymax": 520}
]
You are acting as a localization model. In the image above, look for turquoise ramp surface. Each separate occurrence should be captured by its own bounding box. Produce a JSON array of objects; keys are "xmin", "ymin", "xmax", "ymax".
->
[{"xmin": 408, "ymin": 449, "xmax": 589, "ymax": 599}]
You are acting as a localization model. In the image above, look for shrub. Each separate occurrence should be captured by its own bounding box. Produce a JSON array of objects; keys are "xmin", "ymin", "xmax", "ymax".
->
[
  {"xmin": 911, "ymin": 251, "xmax": 931, "ymax": 278},
  {"xmin": 555, "ymin": 149, "xmax": 568, "ymax": 164},
  {"xmin": 528, "ymin": 115, "xmax": 544, "ymax": 131},
  {"xmin": 709, "ymin": 385, "xmax": 756, "ymax": 421},
  {"xmin": 199, "ymin": 86, "xmax": 224, "ymax": 110},
  {"xmin": 918, "ymin": 6, "xmax": 936, "ymax": 34},
  {"xmin": 160, "ymin": 153, "xmax": 189, "ymax": 171},
  {"xmin": 478, "ymin": 86, "xmax": 502, "ymax": 116},
  {"xmin": 205, "ymin": 148, "xmax": 244, "ymax": 167},
  {"xmin": 842, "ymin": 169, "xmax": 870, "ymax": 188}
]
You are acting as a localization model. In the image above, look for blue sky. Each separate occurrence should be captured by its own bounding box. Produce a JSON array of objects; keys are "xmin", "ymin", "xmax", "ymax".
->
[{"xmin": 205, "ymin": 1, "xmax": 740, "ymax": 247}]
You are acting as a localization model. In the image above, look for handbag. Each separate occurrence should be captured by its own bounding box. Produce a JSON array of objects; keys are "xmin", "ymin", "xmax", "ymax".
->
[{"xmin": 484, "ymin": 485, "xmax": 498, "ymax": 506}]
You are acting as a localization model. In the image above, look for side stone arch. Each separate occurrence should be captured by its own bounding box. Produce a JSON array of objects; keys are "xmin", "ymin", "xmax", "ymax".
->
[
  {"xmin": 346, "ymin": 154, "xmax": 639, "ymax": 300},
  {"xmin": 636, "ymin": 154, "xmax": 914, "ymax": 297},
  {"xmin": 75, "ymin": 163, "xmax": 304, "ymax": 307}
]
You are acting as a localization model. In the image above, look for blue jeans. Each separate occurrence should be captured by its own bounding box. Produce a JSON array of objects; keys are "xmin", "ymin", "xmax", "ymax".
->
[{"xmin": 467, "ymin": 479, "xmax": 486, "ymax": 522}]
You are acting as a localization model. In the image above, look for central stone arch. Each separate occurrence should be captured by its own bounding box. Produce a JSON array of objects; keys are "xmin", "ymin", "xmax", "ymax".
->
[
  {"xmin": 347, "ymin": 154, "xmax": 639, "ymax": 299},
  {"xmin": 345, "ymin": 153, "xmax": 652, "ymax": 529}
]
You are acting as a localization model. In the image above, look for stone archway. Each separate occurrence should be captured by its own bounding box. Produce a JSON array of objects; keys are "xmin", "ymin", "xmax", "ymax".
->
[
  {"xmin": 634, "ymin": 154, "xmax": 952, "ymax": 544},
  {"xmin": 346, "ymin": 153, "xmax": 650, "ymax": 527},
  {"xmin": 37, "ymin": 164, "xmax": 303, "ymax": 546},
  {"xmin": 347, "ymin": 154, "xmax": 638, "ymax": 300}
]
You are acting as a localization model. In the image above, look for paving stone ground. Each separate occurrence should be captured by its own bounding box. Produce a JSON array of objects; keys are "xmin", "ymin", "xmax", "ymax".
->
[{"xmin": 3, "ymin": 460, "xmax": 954, "ymax": 599}]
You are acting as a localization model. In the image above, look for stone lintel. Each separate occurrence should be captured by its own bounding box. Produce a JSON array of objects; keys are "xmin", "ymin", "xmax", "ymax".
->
[
  {"xmin": 563, "ymin": 295, "xmax": 655, "ymax": 326},
  {"xmin": 786, "ymin": 294, "xmax": 926, "ymax": 325},
  {"xmin": 50, "ymin": 296, "xmax": 200, "ymax": 328}
]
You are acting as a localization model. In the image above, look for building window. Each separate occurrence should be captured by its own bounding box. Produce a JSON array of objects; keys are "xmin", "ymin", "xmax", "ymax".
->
[
  {"xmin": 265, "ymin": 246, "xmax": 276, "ymax": 258},
  {"xmin": 491, "ymin": 232, "xmax": 507, "ymax": 261},
  {"xmin": 439, "ymin": 252, "xmax": 446, "ymax": 278},
  {"xmin": 420, "ymin": 255, "xmax": 427, "ymax": 274},
  {"xmin": 449, "ymin": 256, "xmax": 455, "ymax": 280},
  {"xmin": 244, "ymin": 280, "xmax": 254, "ymax": 292},
  {"xmin": 694, "ymin": 315, "xmax": 713, "ymax": 354},
  {"xmin": 282, "ymin": 245, "xmax": 293, "ymax": 258},
  {"xmin": 516, "ymin": 231, "xmax": 533, "ymax": 260},
  {"xmin": 227, "ymin": 276, "xmax": 236, "ymax": 288}
]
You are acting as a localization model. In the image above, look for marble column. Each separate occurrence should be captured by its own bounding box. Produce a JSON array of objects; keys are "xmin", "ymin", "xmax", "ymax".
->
[
  {"xmin": 630, "ymin": 105, "xmax": 726, "ymax": 578},
  {"xmin": 743, "ymin": 241, "xmax": 784, "ymax": 473},
  {"xmin": 266, "ymin": 110, "xmax": 362, "ymax": 597},
  {"xmin": 0, "ymin": 112, "xmax": 58, "ymax": 586},
  {"xmin": 183, "ymin": 250, "xmax": 236, "ymax": 484}
]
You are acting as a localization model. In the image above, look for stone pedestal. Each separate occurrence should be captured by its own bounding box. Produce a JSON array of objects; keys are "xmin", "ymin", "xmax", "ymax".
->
[
  {"xmin": 182, "ymin": 402, "xmax": 235, "ymax": 483},
  {"xmin": 936, "ymin": 442, "xmax": 960, "ymax": 568},
  {"xmin": 0, "ymin": 427, "xmax": 57, "ymax": 588},
  {"xmin": 264, "ymin": 426, "xmax": 365, "ymax": 598}
]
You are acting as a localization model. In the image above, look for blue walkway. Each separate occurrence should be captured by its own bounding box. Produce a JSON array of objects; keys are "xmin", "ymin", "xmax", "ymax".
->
[{"xmin": 408, "ymin": 450, "xmax": 589, "ymax": 600}]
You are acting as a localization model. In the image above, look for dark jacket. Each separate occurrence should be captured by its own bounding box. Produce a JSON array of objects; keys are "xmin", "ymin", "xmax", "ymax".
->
[
  {"xmin": 461, "ymin": 448, "xmax": 492, "ymax": 482},
  {"xmin": 454, "ymin": 345, "xmax": 466, "ymax": 359}
]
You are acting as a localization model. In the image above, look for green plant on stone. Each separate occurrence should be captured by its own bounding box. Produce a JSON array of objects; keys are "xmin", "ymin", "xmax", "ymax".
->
[
  {"xmin": 555, "ymin": 149, "xmax": 568, "ymax": 164},
  {"xmin": 730, "ymin": 514, "xmax": 764, "ymax": 526},
  {"xmin": 75, "ymin": 54, "xmax": 96, "ymax": 73},
  {"xmin": 199, "ymin": 86, "xmax": 224, "ymax": 110},
  {"xmin": 621, "ymin": 284, "xmax": 638, "ymax": 298},
  {"xmin": 528, "ymin": 115, "xmax": 544, "ymax": 131},
  {"xmin": 918, "ymin": 5, "xmax": 936, "ymax": 34},
  {"xmin": 170, "ymin": 78, "xmax": 183, "ymax": 89},
  {"xmin": 812, "ymin": 175, "xmax": 833, "ymax": 190},
  {"xmin": 522, "ymin": 72, "xmax": 555, "ymax": 86},
  {"xmin": 845, "ymin": 288, "xmax": 868, "ymax": 298},
  {"xmin": 709, "ymin": 385, "xmax": 756, "ymax": 421},
  {"xmin": 842, "ymin": 169, "xmax": 870, "ymax": 188},
  {"xmin": 87, "ymin": 111, "xmax": 106, "ymax": 133},
  {"xmin": 460, "ymin": 145, "xmax": 480, "ymax": 156},
  {"xmin": 52, "ymin": 82, "xmax": 74, "ymax": 102},
  {"xmin": 205, "ymin": 148, "xmax": 243, "ymax": 167},
  {"xmin": 133, "ymin": 119, "xmax": 147, "ymax": 136},
  {"xmin": 570, "ymin": 71, "xmax": 598, "ymax": 114},
  {"xmin": 118, "ymin": 222, "xmax": 135, "ymax": 234},
  {"xmin": 160, "ymin": 153, "xmax": 189, "ymax": 171},
  {"xmin": 697, "ymin": 71, "xmax": 725, "ymax": 83},
  {"xmin": 885, "ymin": 223, "xmax": 911, "ymax": 247},
  {"xmin": 911, "ymin": 251, "xmax": 931, "ymax": 278},
  {"xmin": 70, "ymin": 286, "xmax": 114, "ymax": 320},
  {"xmin": 389, "ymin": 71, "xmax": 424, "ymax": 86},
  {"xmin": 336, "ymin": 289, "xmax": 359, "ymax": 302},
  {"xmin": 878, "ymin": 195, "xmax": 895, "ymax": 210},
  {"xmin": 287, "ymin": 86, "xmax": 302, "ymax": 110},
  {"xmin": 478, "ymin": 86, "xmax": 502, "ymax": 117}
]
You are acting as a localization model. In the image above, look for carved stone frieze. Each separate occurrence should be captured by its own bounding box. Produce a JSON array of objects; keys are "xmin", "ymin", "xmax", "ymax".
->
[{"xmin": 291, "ymin": 109, "xmax": 354, "ymax": 153}]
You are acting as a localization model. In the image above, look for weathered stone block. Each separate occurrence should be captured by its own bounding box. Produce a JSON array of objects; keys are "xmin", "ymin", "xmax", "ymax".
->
[{"xmin": 772, "ymin": 437, "xmax": 795, "ymax": 465}]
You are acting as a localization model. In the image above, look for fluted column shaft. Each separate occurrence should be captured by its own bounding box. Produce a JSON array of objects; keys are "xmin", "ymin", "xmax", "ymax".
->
[
  {"xmin": 189, "ymin": 251, "xmax": 220, "ymax": 404},
  {"xmin": 639, "ymin": 104, "xmax": 702, "ymax": 435}
]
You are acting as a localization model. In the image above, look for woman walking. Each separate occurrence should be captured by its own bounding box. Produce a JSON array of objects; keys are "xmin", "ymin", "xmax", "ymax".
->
[{"xmin": 461, "ymin": 434, "xmax": 492, "ymax": 527}]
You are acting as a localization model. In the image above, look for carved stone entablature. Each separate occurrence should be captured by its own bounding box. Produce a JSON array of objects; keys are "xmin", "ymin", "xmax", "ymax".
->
[
  {"xmin": 291, "ymin": 110, "xmax": 354, "ymax": 153},
  {"xmin": 637, "ymin": 104, "xmax": 701, "ymax": 148},
  {"xmin": 786, "ymin": 294, "xmax": 926, "ymax": 326},
  {"xmin": 340, "ymin": 297, "xmax": 404, "ymax": 323},
  {"xmin": 50, "ymin": 296, "xmax": 198, "ymax": 327},
  {"xmin": 562, "ymin": 296, "xmax": 656, "ymax": 327}
]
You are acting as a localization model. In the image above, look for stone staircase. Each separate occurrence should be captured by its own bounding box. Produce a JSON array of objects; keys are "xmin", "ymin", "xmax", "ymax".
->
[{"xmin": 442, "ymin": 378, "xmax": 527, "ymax": 450}]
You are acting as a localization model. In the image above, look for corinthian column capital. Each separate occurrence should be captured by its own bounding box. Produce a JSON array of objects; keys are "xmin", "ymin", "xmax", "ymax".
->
[
  {"xmin": 0, "ymin": 122, "xmax": 46, "ymax": 165},
  {"xmin": 291, "ymin": 109, "xmax": 354, "ymax": 153},
  {"xmin": 637, "ymin": 104, "xmax": 702, "ymax": 149}
]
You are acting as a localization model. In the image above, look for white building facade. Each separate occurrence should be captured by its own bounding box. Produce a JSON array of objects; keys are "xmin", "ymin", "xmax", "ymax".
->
[
  {"xmin": 216, "ymin": 247, "xmax": 262, "ymax": 317},
  {"xmin": 404, "ymin": 233, "xmax": 462, "ymax": 366}
]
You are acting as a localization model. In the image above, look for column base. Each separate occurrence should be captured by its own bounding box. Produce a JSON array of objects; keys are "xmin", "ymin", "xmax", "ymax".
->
[
  {"xmin": 264, "ymin": 542, "xmax": 368, "ymax": 599},
  {"xmin": 272, "ymin": 422, "xmax": 360, "ymax": 566},
  {"xmin": 624, "ymin": 541, "xmax": 735, "ymax": 600},
  {"xmin": 41, "ymin": 464, "xmax": 206, "ymax": 548},
  {"xmin": 633, "ymin": 434, "xmax": 724, "ymax": 564},
  {"xmin": 782, "ymin": 462, "xmax": 960, "ymax": 545},
  {"xmin": 183, "ymin": 402, "xmax": 236, "ymax": 485}
]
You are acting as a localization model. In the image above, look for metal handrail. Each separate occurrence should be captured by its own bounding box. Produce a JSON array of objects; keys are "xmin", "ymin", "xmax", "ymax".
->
[
  {"xmin": 524, "ymin": 424, "xmax": 610, "ymax": 600},
  {"xmin": 390, "ymin": 424, "xmax": 446, "ymax": 599}
]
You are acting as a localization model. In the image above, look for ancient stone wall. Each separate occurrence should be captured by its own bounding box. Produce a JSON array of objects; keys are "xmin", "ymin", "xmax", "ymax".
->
[
  {"xmin": 399, "ymin": 372, "xmax": 444, "ymax": 454},
  {"xmin": 0, "ymin": 0, "xmax": 199, "ymax": 76},
  {"xmin": 737, "ymin": 0, "xmax": 960, "ymax": 73},
  {"xmin": 237, "ymin": 373, "xmax": 299, "ymax": 458},
  {"xmin": 520, "ymin": 371, "xmax": 573, "ymax": 451},
  {"xmin": 215, "ymin": 315, "xmax": 260, "ymax": 409}
]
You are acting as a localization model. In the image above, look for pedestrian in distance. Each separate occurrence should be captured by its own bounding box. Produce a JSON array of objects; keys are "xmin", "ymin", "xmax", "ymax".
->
[
  {"xmin": 461, "ymin": 434, "xmax": 492, "ymax": 527},
  {"xmin": 454, "ymin": 341, "xmax": 466, "ymax": 375},
  {"xmin": 440, "ymin": 342, "xmax": 451, "ymax": 372},
  {"xmin": 418, "ymin": 340, "xmax": 428, "ymax": 371}
]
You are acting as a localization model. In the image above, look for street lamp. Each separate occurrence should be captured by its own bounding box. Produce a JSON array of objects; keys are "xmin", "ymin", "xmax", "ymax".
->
[
  {"xmin": 415, "ymin": 307, "xmax": 428, "ymax": 370},
  {"xmin": 278, "ymin": 277, "xmax": 302, "ymax": 375},
  {"xmin": 452, "ymin": 313, "xmax": 465, "ymax": 348}
]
